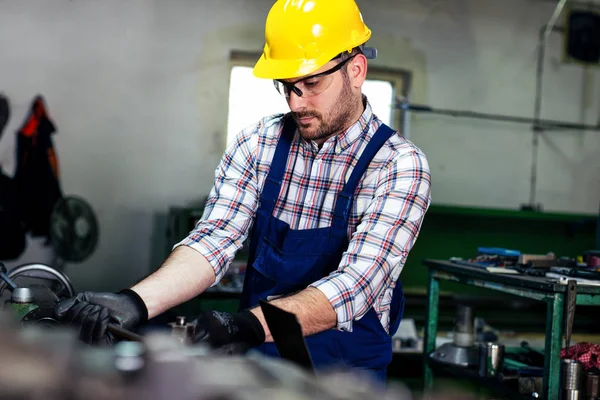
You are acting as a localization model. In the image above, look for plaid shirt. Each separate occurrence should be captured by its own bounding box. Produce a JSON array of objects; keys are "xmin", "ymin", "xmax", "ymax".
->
[{"xmin": 176, "ymin": 100, "xmax": 431, "ymax": 333}]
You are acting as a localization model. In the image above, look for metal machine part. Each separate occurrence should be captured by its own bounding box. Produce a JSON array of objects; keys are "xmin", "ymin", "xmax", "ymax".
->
[
  {"xmin": 518, "ymin": 376, "xmax": 543, "ymax": 397},
  {"xmin": 0, "ymin": 314, "xmax": 425, "ymax": 400},
  {"xmin": 562, "ymin": 359, "xmax": 584, "ymax": 400},
  {"xmin": 0, "ymin": 262, "xmax": 72, "ymax": 326},
  {"xmin": 11, "ymin": 287, "xmax": 34, "ymax": 303},
  {"xmin": 0, "ymin": 263, "xmax": 75, "ymax": 298},
  {"xmin": 454, "ymin": 303, "xmax": 474, "ymax": 347},
  {"xmin": 478, "ymin": 342, "xmax": 504, "ymax": 377},
  {"xmin": 168, "ymin": 316, "xmax": 196, "ymax": 344},
  {"xmin": 0, "ymin": 263, "xmax": 474, "ymax": 399},
  {"xmin": 0, "ymin": 263, "xmax": 180, "ymax": 343},
  {"xmin": 430, "ymin": 304, "xmax": 478, "ymax": 368},
  {"xmin": 430, "ymin": 342, "xmax": 478, "ymax": 368},
  {"xmin": 518, "ymin": 253, "xmax": 556, "ymax": 268}
]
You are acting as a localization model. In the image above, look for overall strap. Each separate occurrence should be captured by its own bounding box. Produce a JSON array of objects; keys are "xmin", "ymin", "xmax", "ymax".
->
[
  {"xmin": 259, "ymin": 116, "xmax": 297, "ymax": 216},
  {"xmin": 333, "ymin": 124, "xmax": 396, "ymax": 230}
]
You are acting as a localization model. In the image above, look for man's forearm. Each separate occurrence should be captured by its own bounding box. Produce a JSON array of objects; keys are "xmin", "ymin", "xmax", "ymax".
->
[
  {"xmin": 250, "ymin": 287, "xmax": 337, "ymax": 342},
  {"xmin": 131, "ymin": 246, "xmax": 216, "ymax": 319}
]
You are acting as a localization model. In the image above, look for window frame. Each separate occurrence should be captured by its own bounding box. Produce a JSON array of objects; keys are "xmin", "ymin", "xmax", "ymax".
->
[{"xmin": 227, "ymin": 50, "xmax": 412, "ymax": 140}]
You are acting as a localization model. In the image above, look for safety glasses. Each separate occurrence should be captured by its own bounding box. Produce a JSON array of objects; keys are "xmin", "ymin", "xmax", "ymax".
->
[{"xmin": 273, "ymin": 54, "xmax": 357, "ymax": 98}]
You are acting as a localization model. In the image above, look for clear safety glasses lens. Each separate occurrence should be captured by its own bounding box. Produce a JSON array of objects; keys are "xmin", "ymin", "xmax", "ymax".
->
[{"xmin": 273, "ymin": 74, "xmax": 335, "ymax": 98}]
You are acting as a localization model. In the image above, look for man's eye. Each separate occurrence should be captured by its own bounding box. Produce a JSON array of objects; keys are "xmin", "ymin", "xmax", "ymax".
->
[{"xmin": 303, "ymin": 79, "xmax": 320, "ymax": 88}]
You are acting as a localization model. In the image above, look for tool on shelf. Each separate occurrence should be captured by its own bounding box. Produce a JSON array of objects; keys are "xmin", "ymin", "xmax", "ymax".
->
[{"xmin": 564, "ymin": 280, "xmax": 577, "ymax": 349}]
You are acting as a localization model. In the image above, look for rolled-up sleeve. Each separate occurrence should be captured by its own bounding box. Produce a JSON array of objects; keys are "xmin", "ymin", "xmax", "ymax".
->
[
  {"xmin": 310, "ymin": 149, "xmax": 431, "ymax": 332},
  {"xmin": 174, "ymin": 125, "xmax": 260, "ymax": 285}
]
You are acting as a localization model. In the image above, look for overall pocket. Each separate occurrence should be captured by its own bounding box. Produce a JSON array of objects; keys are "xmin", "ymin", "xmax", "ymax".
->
[{"xmin": 251, "ymin": 237, "xmax": 333, "ymax": 296}]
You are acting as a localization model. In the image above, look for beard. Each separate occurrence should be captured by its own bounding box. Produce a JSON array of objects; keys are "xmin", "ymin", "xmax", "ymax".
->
[{"xmin": 292, "ymin": 76, "xmax": 357, "ymax": 143}]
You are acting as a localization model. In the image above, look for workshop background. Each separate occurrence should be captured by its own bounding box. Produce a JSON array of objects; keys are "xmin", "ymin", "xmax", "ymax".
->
[
  {"xmin": 1, "ymin": 0, "xmax": 598, "ymax": 292},
  {"xmin": 1, "ymin": 0, "xmax": 600, "ymax": 398}
]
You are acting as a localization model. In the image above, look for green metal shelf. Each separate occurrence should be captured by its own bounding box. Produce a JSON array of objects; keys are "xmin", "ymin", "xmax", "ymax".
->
[
  {"xmin": 422, "ymin": 259, "xmax": 600, "ymax": 400},
  {"xmin": 427, "ymin": 358, "xmax": 531, "ymax": 400},
  {"xmin": 428, "ymin": 204, "xmax": 596, "ymax": 223}
]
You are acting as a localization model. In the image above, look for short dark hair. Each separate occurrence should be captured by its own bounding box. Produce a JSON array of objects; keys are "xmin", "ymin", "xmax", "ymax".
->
[{"xmin": 337, "ymin": 47, "xmax": 363, "ymax": 77}]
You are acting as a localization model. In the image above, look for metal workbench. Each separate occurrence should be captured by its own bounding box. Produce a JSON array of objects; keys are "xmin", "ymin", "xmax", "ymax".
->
[{"xmin": 422, "ymin": 259, "xmax": 600, "ymax": 400}]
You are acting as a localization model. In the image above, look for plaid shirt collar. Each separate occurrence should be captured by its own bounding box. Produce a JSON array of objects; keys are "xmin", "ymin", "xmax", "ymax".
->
[{"xmin": 301, "ymin": 95, "xmax": 374, "ymax": 156}]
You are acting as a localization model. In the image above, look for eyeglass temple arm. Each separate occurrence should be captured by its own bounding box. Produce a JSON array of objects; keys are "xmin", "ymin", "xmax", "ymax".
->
[{"xmin": 361, "ymin": 46, "xmax": 377, "ymax": 60}]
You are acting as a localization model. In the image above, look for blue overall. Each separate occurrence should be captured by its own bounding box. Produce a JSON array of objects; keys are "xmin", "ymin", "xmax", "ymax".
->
[{"xmin": 239, "ymin": 117, "xmax": 405, "ymax": 382}]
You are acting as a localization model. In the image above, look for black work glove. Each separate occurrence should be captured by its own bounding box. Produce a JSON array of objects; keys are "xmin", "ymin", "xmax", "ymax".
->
[
  {"xmin": 191, "ymin": 310, "xmax": 265, "ymax": 354},
  {"xmin": 54, "ymin": 289, "xmax": 148, "ymax": 346}
]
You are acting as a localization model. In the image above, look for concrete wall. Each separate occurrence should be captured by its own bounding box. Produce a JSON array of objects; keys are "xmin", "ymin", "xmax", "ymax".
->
[{"xmin": 0, "ymin": 0, "xmax": 598, "ymax": 291}]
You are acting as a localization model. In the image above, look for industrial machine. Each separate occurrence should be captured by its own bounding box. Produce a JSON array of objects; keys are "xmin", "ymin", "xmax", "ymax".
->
[
  {"xmin": 0, "ymin": 316, "xmax": 420, "ymax": 400},
  {"xmin": 0, "ymin": 261, "xmax": 430, "ymax": 400},
  {"xmin": 0, "ymin": 261, "xmax": 74, "ymax": 325}
]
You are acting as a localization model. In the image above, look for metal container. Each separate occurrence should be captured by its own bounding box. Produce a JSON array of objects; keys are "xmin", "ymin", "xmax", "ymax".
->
[
  {"xmin": 586, "ymin": 371, "xmax": 599, "ymax": 400},
  {"xmin": 562, "ymin": 359, "xmax": 584, "ymax": 400},
  {"xmin": 478, "ymin": 342, "xmax": 504, "ymax": 377}
]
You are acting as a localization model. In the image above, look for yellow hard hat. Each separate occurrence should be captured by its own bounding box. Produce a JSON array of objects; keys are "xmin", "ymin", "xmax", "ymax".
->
[{"xmin": 253, "ymin": 0, "xmax": 374, "ymax": 80}]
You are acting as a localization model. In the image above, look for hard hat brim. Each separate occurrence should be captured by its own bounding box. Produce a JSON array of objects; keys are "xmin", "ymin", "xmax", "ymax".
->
[{"xmin": 253, "ymin": 52, "xmax": 340, "ymax": 80}]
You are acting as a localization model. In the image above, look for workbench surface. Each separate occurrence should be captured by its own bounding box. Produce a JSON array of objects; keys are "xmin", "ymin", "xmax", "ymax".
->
[{"xmin": 423, "ymin": 259, "xmax": 600, "ymax": 294}]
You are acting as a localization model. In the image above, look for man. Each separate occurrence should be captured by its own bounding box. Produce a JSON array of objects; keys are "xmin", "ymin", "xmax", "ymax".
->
[{"xmin": 55, "ymin": 0, "xmax": 431, "ymax": 381}]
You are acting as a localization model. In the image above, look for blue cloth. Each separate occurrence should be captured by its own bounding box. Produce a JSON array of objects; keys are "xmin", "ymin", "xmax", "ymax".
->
[{"xmin": 239, "ymin": 116, "xmax": 405, "ymax": 382}]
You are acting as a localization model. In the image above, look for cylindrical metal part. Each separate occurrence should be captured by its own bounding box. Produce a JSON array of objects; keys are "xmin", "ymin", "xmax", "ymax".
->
[
  {"xmin": 114, "ymin": 341, "xmax": 146, "ymax": 376},
  {"xmin": 454, "ymin": 304, "xmax": 474, "ymax": 347},
  {"xmin": 478, "ymin": 343, "xmax": 487, "ymax": 377},
  {"xmin": 586, "ymin": 372, "xmax": 600, "ymax": 400},
  {"xmin": 562, "ymin": 359, "xmax": 584, "ymax": 391},
  {"xmin": 478, "ymin": 342, "xmax": 505, "ymax": 377},
  {"xmin": 564, "ymin": 390, "xmax": 581, "ymax": 400},
  {"xmin": 175, "ymin": 316, "xmax": 186, "ymax": 326},
  {"xmin": 11, "ymin": 287, "xmax": 34, "ymax": 303}
]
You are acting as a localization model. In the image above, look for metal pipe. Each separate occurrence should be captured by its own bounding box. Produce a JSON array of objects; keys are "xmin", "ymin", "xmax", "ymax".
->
[
  {"xmin": 544, "ymin": 0, "xmax": 569, "ymax": 39},
  {"xmin": 530, "ymin": 26, "xmax": 548, "ymax": 207},
  {"xmin": 396, "ymin": 102, "xmax": 600, "ymax": 131},
  {"xmin": 530, "ymin": 0, "xmax": 569, "ymax": 207}
]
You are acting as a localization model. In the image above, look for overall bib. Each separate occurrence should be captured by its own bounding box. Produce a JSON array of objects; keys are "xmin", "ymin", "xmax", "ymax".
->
[{"xmin": 239, "ymin": 117, "xmax": 405, "ymax": 382}]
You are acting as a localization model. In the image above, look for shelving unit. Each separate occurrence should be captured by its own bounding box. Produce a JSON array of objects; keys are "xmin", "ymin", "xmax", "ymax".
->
[{"xmin": 422, "ymin": 259, "xmax": 600, "ymax": 399}]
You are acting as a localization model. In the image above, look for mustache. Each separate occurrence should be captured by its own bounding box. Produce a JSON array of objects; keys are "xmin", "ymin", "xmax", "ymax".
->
[{"xmin": 292, "ymin": 111, "xmax": 320, "ymax": 119}]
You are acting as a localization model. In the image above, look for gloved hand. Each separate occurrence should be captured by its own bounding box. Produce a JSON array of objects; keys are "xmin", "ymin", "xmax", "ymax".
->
[
  {"xmin": 191, "ymin": 310, "xmax": 265, "ymax": 354},
  {"xmin": 54, "ymin": 289, "xmax": 148, "ymax": 346}
]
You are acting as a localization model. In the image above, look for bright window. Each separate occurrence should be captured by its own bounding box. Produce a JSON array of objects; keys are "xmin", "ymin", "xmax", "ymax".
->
[{"xmin": 226, "ymin": 66, "xmax": 395, "ymax": 146}]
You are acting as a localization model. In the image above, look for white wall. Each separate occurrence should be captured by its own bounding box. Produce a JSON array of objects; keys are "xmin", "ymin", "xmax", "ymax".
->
[
  {"xmin": 0, "ymin": 0, "xmax": 598, "ymax": 291},
  {"xmin": 373, "ymin": 0, "xmax": 600, "ymax": 213}
]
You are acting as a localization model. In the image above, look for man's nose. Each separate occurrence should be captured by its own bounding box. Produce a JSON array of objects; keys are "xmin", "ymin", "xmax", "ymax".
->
[{"xmin": 287, "ymin": 90, "xmax": 308, "ymax": 112}]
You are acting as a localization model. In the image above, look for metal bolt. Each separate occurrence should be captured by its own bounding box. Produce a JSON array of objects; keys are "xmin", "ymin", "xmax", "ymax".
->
[{"xmin": 11, "ymin": 287, "xmax": 34, "ymax": 303}]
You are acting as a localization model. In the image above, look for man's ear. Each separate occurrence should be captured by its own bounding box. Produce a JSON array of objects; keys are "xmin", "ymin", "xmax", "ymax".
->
[{"xmin": 348, "ymin": 54, "xmax": 368, "ymax": 88}]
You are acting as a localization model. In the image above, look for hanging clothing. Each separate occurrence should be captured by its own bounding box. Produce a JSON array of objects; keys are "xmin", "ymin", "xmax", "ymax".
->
[
  {"xmin": 0, "ymin": 94, "xmax": 24, "ymax": 259},
  {"xmin": 14, "ymin": 95, "xmax": 63, "ymax": 238}
]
